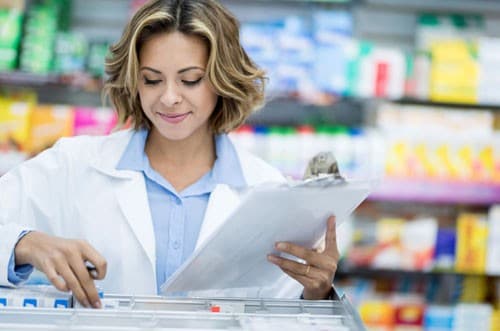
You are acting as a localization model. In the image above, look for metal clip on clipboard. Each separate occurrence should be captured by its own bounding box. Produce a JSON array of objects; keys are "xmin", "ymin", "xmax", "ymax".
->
[{"xmin": 295, "ymin": 151, "xmax": 346, "ymax": 188}]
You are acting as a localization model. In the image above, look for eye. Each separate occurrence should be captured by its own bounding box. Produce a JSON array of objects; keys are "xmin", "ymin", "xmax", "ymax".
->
[
  {"xmin": 144, "ymin": 78, "xmax": 161, "ymax": 85},
  {"xmin": 182, "ymin": 77, "xmax": 202, "ymax": 86}
]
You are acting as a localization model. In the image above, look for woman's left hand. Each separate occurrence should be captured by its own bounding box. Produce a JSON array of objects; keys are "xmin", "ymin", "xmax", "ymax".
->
[{"xmin": 267, "ymin": 215, "xmax": 339, "ymax": 300}]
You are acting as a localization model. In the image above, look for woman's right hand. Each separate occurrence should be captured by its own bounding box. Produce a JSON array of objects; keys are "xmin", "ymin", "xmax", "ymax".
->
[{"xmin": 14, "ymin": 231, "xmax": 107, "ymax": 308}]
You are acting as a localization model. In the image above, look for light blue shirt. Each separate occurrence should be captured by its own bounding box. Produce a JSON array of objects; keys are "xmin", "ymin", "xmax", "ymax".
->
[
  {"xmin": 116, "ymin": 129, "xmax": 246, "ymax": 292},
  {"xmin": 7, "ymin": 231, "xmax": 33, "ymax": 284},
  {"xmin": 8, "ymin": 129, "xmax": 246, "ymax": 293}
]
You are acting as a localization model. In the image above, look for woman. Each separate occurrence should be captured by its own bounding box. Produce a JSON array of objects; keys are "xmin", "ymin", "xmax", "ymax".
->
[{"xmin": 0, "ymin": 0, "xmax": 339, "ymax": 309}]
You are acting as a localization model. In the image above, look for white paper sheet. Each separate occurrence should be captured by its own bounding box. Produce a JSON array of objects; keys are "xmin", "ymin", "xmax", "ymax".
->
[{"xmin": 161, "ymin": 180, "xmax": 375, "ymax": 294}]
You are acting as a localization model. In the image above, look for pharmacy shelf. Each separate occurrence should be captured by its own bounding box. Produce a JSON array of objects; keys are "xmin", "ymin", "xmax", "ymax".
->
[
  {"xmin": 248, "ymin": 98, "xmax": 364, "ymax": 127},
  {"xmin": 0, "ymin": 71, "xmax": 103, "ymax": 91},
  {"xmin": 369, "ymin": 179, "xmax": 500, "ymax": 206},
  {"xmin": 392, "ymin": 98, "xmax": 500, "ymax": 111},
  {"xmin": 336, "ymin": 264, "xmax": 500, "ymax": 280},
  {"xmin": 0, "ymin": 71, "xmax": 60, "ymax": 86}
]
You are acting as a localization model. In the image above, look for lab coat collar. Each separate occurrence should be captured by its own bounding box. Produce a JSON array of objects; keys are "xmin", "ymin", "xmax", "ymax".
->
[{"xmin": 88, "ymin": 129, "xmax": 137, "ymax": 179}]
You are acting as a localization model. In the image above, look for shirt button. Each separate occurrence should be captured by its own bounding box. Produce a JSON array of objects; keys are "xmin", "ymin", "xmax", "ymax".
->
[{"xmin": 173, "ymin": 241, "xmax": 181, "ymax": 249}]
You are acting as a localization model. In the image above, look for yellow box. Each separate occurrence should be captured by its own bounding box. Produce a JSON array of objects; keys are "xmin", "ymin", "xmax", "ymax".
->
[
  {"xmin": 430, "ymin": 41, "xmax": 478, "ymax": 104},
  {"xmin": 0, "ymin": 99, "xmax": 32, "ymax": 151},
  {"xmin": 25, "ymin": 105, "xmax": 75, "ymax": 154},
  {"xmin": 455, "ymin": 213, "xmax": 488, "ymax": 274}
]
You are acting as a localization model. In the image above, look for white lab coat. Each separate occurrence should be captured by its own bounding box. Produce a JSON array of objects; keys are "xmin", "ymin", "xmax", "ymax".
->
[{"xmin": 0, "ymin": 129, "xmax": 303, "ymax": 298}]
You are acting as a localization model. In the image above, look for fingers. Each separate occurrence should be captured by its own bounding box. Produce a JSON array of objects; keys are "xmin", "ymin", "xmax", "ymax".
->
[
  {"xmin": 55, "ymin": 261, "xmax": 92, "ymax": 308},
  {"xmin": 274, "ymin": 216, "xmax": 339, "ymax": 268},
  {"xmin": 279, "ymin": 267, "xmax": 315, "ymax": 289},
  {"xmin": 43, "ymin": 256, "xmax": 101, "ymax": 308},
  {"xmin": 267, "ymin": 254, "xmax": 316, "ymax": 276},
  {"xmin": 80, "ymin": 241, "xmax": 107, "ymax": 280},
  {"xmin": 268, "ymin": 255, "xmax": 333, "ymax": 300},
  {"xmin": 26, "ymin": 235, "xmax": 105, "ymax": 309},
  {"xmin": 71, "ymin": 259, "xmax": 102, "ymax": 309},
  {"xmin": 274, "ymin": 242, "xmax": 337, "ymax": 272},
  {"xmin": 43, "ymin": 262, "xmax": 69, "ymax": 292},
  {"xmin": 270, "ymin": 216, "xmax": 340, "ymax": 300},
  {"xmin": 324, "ymin": 215, "xmax": 339, "ymax": 258}
]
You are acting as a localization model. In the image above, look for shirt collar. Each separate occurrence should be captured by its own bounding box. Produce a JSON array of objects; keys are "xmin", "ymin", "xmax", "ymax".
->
[
  {"xmin": 116, "ymin": 129, "xmax": 149, "ymax": 172},
  {"xmin": 116, "ymin": 129, "xmax": 246, "ymax": 194},
  {"xmin": 211, "ymin": 134, "xmax": 246, "ymax": 189}
]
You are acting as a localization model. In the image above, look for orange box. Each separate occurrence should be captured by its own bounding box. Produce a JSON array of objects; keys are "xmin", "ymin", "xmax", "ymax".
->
[{"xmin": 359, "ymin": 301, "xmax": 395, "ymax": 331}]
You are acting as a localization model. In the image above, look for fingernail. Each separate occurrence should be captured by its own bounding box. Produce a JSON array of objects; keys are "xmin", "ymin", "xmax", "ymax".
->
[
  {"xmin": 276, "ymin": 242, "xmax": 287, "ymax": 250},
  {"xmin": 82, "ymin": 300, "xmax": 90, "ymax": 308},
  {"xmin": 93, "ymin": 301, "xmax": 102, "ymax": 309},
  {"xmin": 267, "ymin": 255, "xmax": 277, "ymax": 262}
]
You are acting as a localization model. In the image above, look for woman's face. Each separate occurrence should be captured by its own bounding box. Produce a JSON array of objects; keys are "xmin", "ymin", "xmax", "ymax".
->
[{"xmin": 137, "ymin": 31, "xmax": 218, "ymax": 141}]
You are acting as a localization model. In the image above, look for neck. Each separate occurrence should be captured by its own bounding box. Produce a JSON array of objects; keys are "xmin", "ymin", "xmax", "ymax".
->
[{"xmin": 144, "ymin": 127, "xmax": 216, "ymax": 192}]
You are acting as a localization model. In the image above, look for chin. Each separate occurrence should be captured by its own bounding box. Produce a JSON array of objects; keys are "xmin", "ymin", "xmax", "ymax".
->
[
  {"xmin": 159, "ymin": 131, "xmax": 192, "ymax": 141},
  {"xmin": 151, "ymin": 118, "xmax": 211, "ymax": 142}
]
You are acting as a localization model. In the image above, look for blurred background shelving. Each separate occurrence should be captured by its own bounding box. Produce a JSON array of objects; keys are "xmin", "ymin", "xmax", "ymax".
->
[{"xmin": 1, "ymin": 0, "xmax": 500, "ymax": 330}]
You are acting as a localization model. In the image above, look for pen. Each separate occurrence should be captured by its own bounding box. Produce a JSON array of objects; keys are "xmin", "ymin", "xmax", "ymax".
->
[{"xmin": 85, "ymin": 261, "xmax": 98, "ymax": 279}]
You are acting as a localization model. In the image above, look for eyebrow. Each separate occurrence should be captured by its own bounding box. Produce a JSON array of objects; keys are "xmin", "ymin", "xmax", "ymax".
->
[{"xmin": 140, "ymin": 66, "xmax": 205, "ymax": 74}]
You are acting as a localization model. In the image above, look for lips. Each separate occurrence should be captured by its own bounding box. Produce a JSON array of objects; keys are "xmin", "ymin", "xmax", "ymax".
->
[{"xmin": 157, "ymin": 112, "xmax": 191, "ymax": 124}]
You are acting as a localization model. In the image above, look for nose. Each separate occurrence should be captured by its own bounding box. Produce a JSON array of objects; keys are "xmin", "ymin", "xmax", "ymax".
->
[{"xmin": 160, "ymin": 82, "xmax": 182, "ymax": 107}]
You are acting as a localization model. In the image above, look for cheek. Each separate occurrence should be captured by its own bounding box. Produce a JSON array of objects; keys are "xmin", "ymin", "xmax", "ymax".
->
[
  {"xmin": 198, "ymin": 87, "xmax": 218, "ymax": 112},
  {"xmin": 138, "ymin": 89, "xmax": 154, "ymax": 111}
]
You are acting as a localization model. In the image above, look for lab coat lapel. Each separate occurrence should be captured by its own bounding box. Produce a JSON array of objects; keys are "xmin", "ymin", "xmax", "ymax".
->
[
  {"xmin": 195, "ymin": 184, "xmax": 241, "ymax": 250},
  {"xmin": 85, "ymin": 130, "xmax": 156, "ymax": 274},
  {"xmin": 114, "ymin": 171, "xmax": 156, "ymax": 271}
]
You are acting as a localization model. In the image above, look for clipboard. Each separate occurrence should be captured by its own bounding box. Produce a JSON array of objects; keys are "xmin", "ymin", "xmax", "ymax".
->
[{"xmin": 161, "ymin": 176, "xmax": 375, "ymax": 294}]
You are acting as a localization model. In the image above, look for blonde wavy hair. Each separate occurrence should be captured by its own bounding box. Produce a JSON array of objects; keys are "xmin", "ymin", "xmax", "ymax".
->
[{"xmin": 104, "ymin": 0, "xmax": 266, "ymax": 134}]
